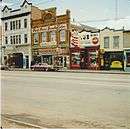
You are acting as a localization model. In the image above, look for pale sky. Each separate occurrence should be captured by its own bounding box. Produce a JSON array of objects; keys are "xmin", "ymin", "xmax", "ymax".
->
[{"xmin": 1, "ymin": 0, "xmax": 130, "ymax": 29}]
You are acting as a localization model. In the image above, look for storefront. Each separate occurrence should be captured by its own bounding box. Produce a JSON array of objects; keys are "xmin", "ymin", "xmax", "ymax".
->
[
  {"xmin": 124, "ymin": 49, "xmax": 130, "ymax": 72},
  {"xmin": 70, "ymin": 46, "xmax": 99, "ymax": 70},
  {"xmin": 102, "ymin": 51, "xmax": 124, "ymax": 70},
  {"xmin": 5, "ymin": 53, "xmax": 24, "ymax": 68},
  {"xmin": 32, "ymin": 48, "xmax": 69, "ymax": 68},
  {"xmin": 70, "ymin": 30, "xmax": 100, "ymax": 70}
]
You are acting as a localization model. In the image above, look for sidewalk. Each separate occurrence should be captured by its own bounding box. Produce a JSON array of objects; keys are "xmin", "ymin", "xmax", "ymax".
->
[
  {"xmin": 59, "ymin": 69, "xmax": 130, "ymax": 74},
  {"xmin": 5, "ymin": 68, "xmax": 130, "ymax": 74}
]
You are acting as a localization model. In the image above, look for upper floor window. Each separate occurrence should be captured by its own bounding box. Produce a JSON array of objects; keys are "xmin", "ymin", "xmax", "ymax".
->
[
  {"xmin": 104, "ymin": 37, "xmax": 109, "ymax": 48},
  {"xmin": 10, "ymin": 21, "xmax": 13, "ymax": 30},
  {"xmin": 113, "ymin": 36, "xmax": 119, "ymax": 49},
  {"xmin": 10, "ymin": 36, "xmax": 13, "ymax": 44},
  {"xmin": 42, "ymin": 32, "xmax": 47, "ymax": 43},
  {"xmin": 13, "ymin": 21, "xmax": 15, "ymax": 30},
  {"xmin": 60, "ymin": 30, "xmax": 66, "ymax": 42},
  {"xmin": 24, "ymin": 19, "xmax": 27, "ymax": 28},
  {"xmin": 5, "ymin": 37, "xmax": 8, "ymax": 44},
  {"xmin": 16, "ymin": 35, "xmax": 18, "ymax": 44},
  {"xmin": 5, "ymin": 22, "xmax": 8, "ymax": 31},
  {"xmin": 16, "ymin": 20, "xmax": 19, "ymax": 29},
  {"xmin": 50, "ymin": 31, "xmax": 56, "ymax": 42},
  {"xmin": 24, "ymin": 34, "xmax": 28, "ymax": 43},
  {"xmin": 19, "ymin": 35, "xmax": 21, "ymax": 44},
  {"xmin": 87, "ymin": 35, "xmax": 89, "ymax": 39},
  {"xmin": 34, "ymin": 33, "xmax": 39, "ymax": 45},
  {"xmin": 18, "ymin": 20, "xmax": 21, "ymax": 29},
  {"xmin": 13, "ymin": 36, "xmax": 15, "ymax": 44}
]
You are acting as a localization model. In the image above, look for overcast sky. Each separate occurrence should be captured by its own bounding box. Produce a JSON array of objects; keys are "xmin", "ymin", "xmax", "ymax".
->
[{"xmin": 1, "ymin": 0, "xmax": 130, "ymax": 29}]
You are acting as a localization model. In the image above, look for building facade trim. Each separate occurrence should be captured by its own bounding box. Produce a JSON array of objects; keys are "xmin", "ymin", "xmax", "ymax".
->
[{"xmin": 1, "ymin": 12, "xmax": 31, "ymax": 20}]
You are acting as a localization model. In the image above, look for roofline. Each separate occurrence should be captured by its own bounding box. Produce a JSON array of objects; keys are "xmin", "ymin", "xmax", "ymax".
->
[
  {"xmin": 2, "ymin": 5, "xmax": 12, "ymax": 12},
  {"xmin": 20, "ymin": 0, "xmax": 32, "ymax": 7},
  {"xmin": 100, "ymin": 27, "xmax": 124, "ymax": 32}
]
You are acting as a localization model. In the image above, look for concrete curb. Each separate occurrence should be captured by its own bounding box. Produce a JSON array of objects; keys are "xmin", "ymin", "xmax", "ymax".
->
[
  {"xmin": 3, "ymin": 69, "xmax": 130, "ymax": 74},
  {"xmin": 59, "ymin": 70, "xmax": 130, "ymax": 75},
  {"xmin": 3, "ymin": 117, "xmax": 45, "ymax": 129}
]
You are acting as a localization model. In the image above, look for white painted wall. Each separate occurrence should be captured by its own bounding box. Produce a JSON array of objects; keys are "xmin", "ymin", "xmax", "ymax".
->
[
  {"xmin": 79, "ymin": 31, "xmax": 99, "ymax": 48},
  {"xmin": 100, "ymin": 28, "xmax": 124, "ymax": 51},
  {"xmin": 1, "ymin": 1, "xmax": 32, "ymax": 68}
]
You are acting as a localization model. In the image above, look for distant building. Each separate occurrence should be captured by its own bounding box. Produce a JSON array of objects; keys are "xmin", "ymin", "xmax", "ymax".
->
[
  {"xmin": 0, "ymin": 26, "xmax": 2, "ymax": 64},
  {"xmin": 123, "ymin": 30, "xmax": 130, "ymax": 72},
  {"xmin": 1, "ymin": 0, "xmax": 33, "ymax": 68},
  {"xmin": 100, "ymin": 27, "xmax": 130, "ymax": 71},
  {"xmin": 31, "ymin": 7, "xmax": 71, "ymax": 69}
]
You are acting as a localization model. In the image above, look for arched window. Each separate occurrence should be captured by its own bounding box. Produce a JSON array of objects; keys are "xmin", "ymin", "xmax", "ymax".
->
[{"xmin": 44, "ymin": 13, "xmax": 52, "ymax": 20}]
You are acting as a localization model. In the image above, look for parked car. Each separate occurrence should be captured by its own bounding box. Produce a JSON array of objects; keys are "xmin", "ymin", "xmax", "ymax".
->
[
  {"xmin": 0, "ymin": 65, "xmax": 9, "ymax": 70},
  {"xmin": 31, "ymin": 63, "xmax": 63, "ymax": 71},
  {"xmin": 31, "ymin": 63, "xmax": 54, "ymax": 71}
]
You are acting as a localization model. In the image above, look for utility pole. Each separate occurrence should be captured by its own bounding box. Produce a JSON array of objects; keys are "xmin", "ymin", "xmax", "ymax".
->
[{"xmin": 115, "ymin": 0, "xmax": 118, "ymax": 20}]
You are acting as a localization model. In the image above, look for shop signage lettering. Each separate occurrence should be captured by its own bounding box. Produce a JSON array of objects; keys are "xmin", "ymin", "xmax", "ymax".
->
[
  {"xmin": 32, "ymin": 24, "xmax": 67, "ymax": 32},
  {"xmin": 70, "ymin": 31, "xmax": 80, "ymax": 48}
]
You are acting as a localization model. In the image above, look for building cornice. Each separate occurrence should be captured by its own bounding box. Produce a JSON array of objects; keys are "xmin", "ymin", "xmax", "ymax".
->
[{"xmin": 1, "ymin": 12, "xmax": 31, "ymax": 20}]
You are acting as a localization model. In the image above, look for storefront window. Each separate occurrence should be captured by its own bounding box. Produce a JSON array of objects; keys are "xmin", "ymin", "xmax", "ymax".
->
[
  {"xmin": 126, "ymin": 53, "xmax": 130, "ymax": 67},
  {"xmin": 71, "ymin": 52, "xmax": 80, "ymax": 67},
  {"xmin": 42, "ymin": 55, "xmax": 52, "ymax": 65},
  {"xmin": 89, "ymin": 51, "xmax": 97, "ymax": 67}
]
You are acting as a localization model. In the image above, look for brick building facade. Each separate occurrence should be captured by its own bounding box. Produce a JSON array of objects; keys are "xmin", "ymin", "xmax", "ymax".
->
[{"xmin": 31, "ymin": 7, "xmax": 71, "ymax": 68}]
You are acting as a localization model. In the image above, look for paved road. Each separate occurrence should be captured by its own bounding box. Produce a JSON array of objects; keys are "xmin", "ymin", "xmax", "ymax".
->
[{"xmin": 1, "ymin": 71, "xmax": 130, "ymax": 128}]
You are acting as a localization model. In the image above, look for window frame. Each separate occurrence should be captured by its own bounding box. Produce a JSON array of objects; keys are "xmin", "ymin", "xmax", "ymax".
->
[
  {"xmin": 24, "ymin": 19, "xmax": 27, "ymax": 28},
  {"xmin": 13, "ymin": 21, "xmax": 15, "ymax": 30},
  {"xmin": 10, "ymin": 21, "xmax": 13, "ymax": 30},
  {"xmin": 10, "ymin": 36, "xmax": 13, "ymax": 44},
  {"xmin": 113, "ymin": 36, "xmax": 119, "ymax": 49},
  {"xmin": 34, "ymin": 33, "xmax": 39, "ymax": 45},
  {"xmin": 50, "ymin": 31, "xmax": 56, "ymax": 42},
  {"xmin": 24, "ymin": 34, "xmax": 28, "ymax": 43},
  {"xmin": 42, "ymin": 31, "xmax": 47, "ymax": 43},
  {"xmin": 60, "ymin": 30, "xmax": 66, "ymax": 42},
  {"xmin": 104, "ymin": 37, "xmax": 110, "ymax": 49},
  {"xmin": 5, "ymin": 22, "xmax": 8, "ymax": 31},
  {"xmin": 19, "ymin": 35, "xmax": 21, "ymax": 44},
  {"xmin": 5, "ymin": 37, "xmax": 8, "ymax": 44}
]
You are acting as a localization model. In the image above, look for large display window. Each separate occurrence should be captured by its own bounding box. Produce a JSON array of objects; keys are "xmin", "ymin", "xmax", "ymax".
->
[
  {"xmin": 71, "ymin": 52, "xmax": 80, "ymax": 68},
  {"xmin": 126, "ymin": 53, "xmax": 130, "ymax": 67}
]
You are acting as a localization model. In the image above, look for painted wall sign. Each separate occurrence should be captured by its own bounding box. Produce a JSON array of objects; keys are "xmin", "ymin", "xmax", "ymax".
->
[{"xmin": 70, "ymin": 31, "xmax": 80, "ymax": 48}]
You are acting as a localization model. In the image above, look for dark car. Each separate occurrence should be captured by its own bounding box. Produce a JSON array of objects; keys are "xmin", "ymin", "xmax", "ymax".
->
[{"xmin": 0, "ymin": 65, "xmax": 9, "ymax": 70}]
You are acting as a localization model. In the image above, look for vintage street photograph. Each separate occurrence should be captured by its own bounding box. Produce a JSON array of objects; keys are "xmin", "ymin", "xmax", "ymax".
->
[{"xmin": 0, "ymin": 0, "xmax": 130, "ymax": 129}]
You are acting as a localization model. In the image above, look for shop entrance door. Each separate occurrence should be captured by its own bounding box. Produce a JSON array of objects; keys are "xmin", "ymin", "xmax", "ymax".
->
[
  {"xmin": 25, "ymin": 55, "xmax": 29, "ymax": 68},
  {"xmin": 13, "ymin": 53, "xmax": 23, "ymax": 68}
]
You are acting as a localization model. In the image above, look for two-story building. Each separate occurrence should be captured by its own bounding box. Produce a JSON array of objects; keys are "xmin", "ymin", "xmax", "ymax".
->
[
  {"xmin": 31, "ymin": 7, "xmax": 71, "ymax": 69},
  {"xmin": 100, "ymin": 27, "xmax": 124, "ymax": 70},
  {"xmin": 1, "ymin": 0, "xmax": 33, "ymax": 68},
  {"xmin": 70, "ymin": 23, "xmax": 100, "ymax": 70}
]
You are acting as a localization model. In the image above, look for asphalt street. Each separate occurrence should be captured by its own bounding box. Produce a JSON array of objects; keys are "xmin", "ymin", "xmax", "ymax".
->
[{"xmin": 1, "ymin": 71, "xmax": 130, "ymax": 128}]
